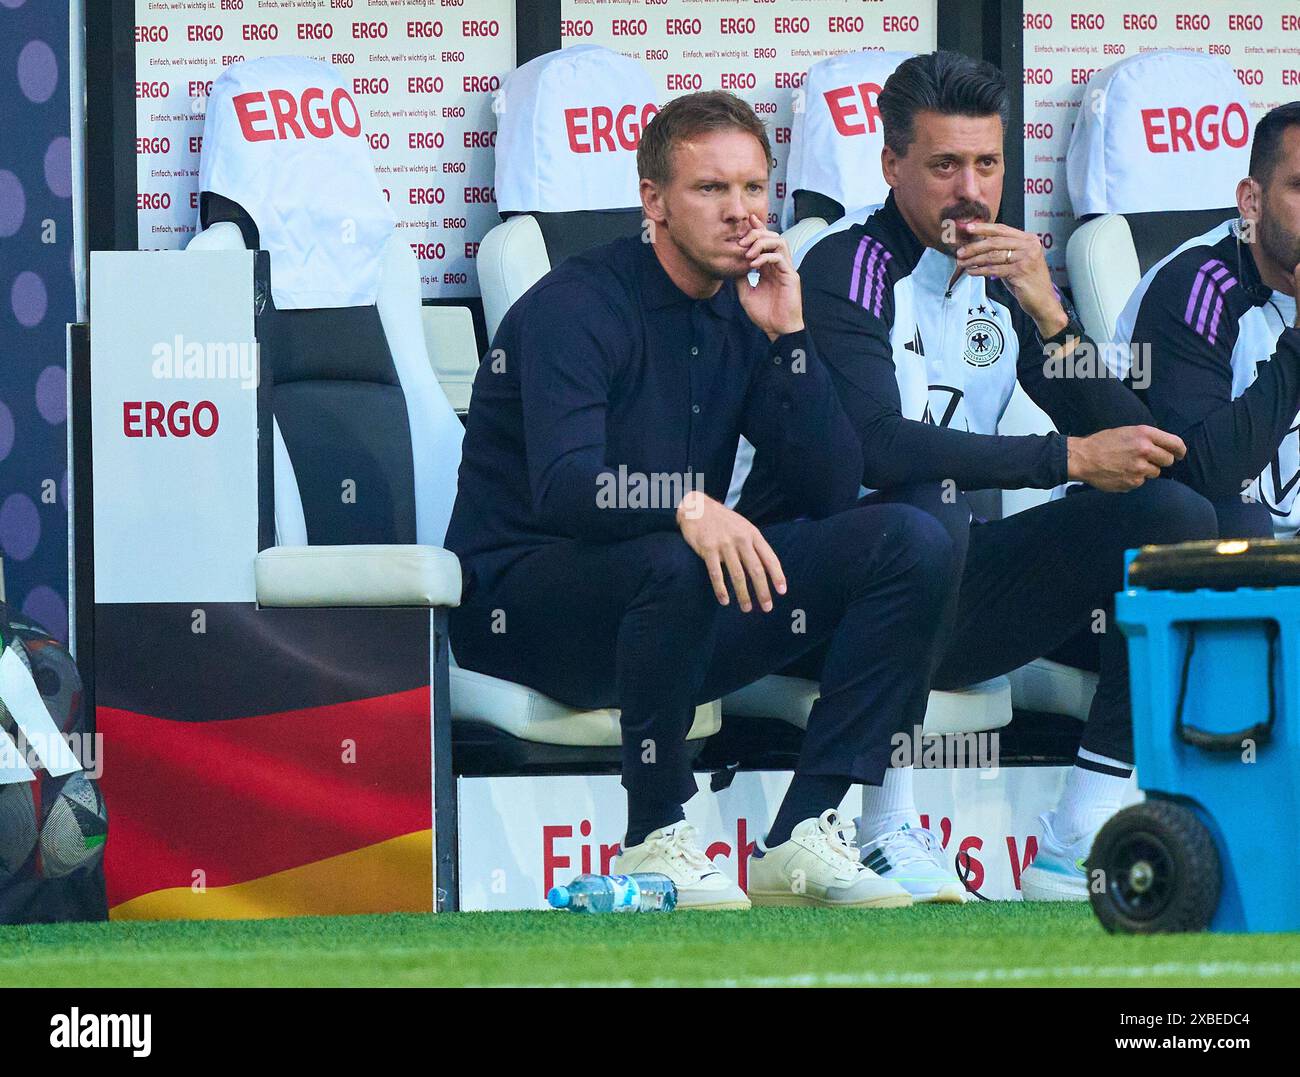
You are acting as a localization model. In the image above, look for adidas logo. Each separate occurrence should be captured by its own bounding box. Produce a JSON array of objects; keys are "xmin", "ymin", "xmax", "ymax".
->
[{"xmin": 863, "ymin": 849, "xmax": 892, "ymax": 874}]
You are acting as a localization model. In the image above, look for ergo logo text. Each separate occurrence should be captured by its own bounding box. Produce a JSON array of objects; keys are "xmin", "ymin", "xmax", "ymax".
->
[
  {"xmin": 1141, "ymin": 103, "xmax": 1249, "ymax": 153},
  {"xmin": 823, "ymin": 82, "xmax": 883, "ymax": 136},
  {"xmin": 231, "ymin": 87, "xmax": 363, "ymax": 142},
  {"xmin": 123, "ymin": 401, "xmax": 220, "ymax": 438},
  {"xmin": 565, "ymin": 103, "xmax": 659, "ymax": 153}
]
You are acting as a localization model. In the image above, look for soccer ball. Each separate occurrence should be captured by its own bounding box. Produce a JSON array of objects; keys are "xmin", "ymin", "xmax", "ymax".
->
[
  {"xmin": 0, "ymin": 781, "xmax": 38, "ymax": 881},
  {"xmin": 39, "ymin": 771, "xmax": 108, "ymax": 878}
]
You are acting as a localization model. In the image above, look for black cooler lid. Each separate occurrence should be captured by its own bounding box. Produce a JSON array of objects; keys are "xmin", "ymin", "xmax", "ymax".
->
[{"xmin": 1128, "ymin": 539, "xmax": 1300, "ymax": 591}]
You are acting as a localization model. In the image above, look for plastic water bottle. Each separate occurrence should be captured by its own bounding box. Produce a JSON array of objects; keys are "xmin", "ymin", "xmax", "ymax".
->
[{"xmin": 547, "ymin": 873, "xmax": 677, "ymax": 913}]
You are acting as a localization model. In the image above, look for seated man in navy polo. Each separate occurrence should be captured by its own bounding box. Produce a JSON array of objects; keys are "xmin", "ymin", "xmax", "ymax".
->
[{"xmin": 446, "ymin": 91, "xmax": 956, "ymax": 910}]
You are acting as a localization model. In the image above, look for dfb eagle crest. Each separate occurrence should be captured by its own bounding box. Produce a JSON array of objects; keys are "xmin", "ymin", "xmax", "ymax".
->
[{"xmin": 963, "ymin": 305, "xmax": 1005, "ymax": 368}]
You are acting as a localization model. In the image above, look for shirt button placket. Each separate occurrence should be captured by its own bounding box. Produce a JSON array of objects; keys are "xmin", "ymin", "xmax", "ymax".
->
[{"xmin": 688, "ymin": 345, "xmax": 701, "ymax": 458}]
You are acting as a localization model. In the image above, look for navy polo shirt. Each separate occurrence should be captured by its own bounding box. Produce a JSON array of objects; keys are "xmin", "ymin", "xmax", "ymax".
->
[{"xmin": 445, "ymin": 233, "xmax": 863, "ymax": 595}]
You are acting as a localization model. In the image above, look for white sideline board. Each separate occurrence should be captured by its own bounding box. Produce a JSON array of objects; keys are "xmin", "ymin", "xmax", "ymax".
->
[
  {"xmin": 89, "ymin": 251, "xmax": 260, "ymax": 604},
  {"xmin": 456, "ymin": 768, "xmax": 1142, "ymax": 909}
]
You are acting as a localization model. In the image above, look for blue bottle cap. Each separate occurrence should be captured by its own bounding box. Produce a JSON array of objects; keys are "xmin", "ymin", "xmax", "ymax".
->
[{"xmin": 547, "ymin": 886, "xmax": 570, "ymax": 909}]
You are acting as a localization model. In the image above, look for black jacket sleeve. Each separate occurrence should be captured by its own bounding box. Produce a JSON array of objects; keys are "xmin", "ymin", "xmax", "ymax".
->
[
  {"xmin": 740, "ymin": 327, "xmax": 864, "ymax": 519},
  {"xmin": 1129, "ymin": 259, "xmax": 1300, "ymax": 500},
  {"xmin": 800, "ymin": 241, "xmax": 1068, "ymax": 491},
  {"xmin": 517, "ymin": 284, "xmax": 679, "ymax": 541}
]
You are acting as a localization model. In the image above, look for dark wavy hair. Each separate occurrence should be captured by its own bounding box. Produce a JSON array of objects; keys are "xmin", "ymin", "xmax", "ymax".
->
[{"xmin": 878, "ymin": 51, "xmax": 1009, "ymax": 156}]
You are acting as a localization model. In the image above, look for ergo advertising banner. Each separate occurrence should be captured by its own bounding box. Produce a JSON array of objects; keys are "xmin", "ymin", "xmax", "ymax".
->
[
  {"xmin": 133, "ymin": 0, "xmax": 514, "ymax": 299},
  {"xmin": 561, "ymin": 0, "xmax": 938, "ymax": 227},
  {"xmin": 1024, "ymin": 0, "xmax": 1300, "ymax": 286}
]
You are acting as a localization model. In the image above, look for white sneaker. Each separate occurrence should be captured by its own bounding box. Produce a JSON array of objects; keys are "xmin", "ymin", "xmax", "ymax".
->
[
  {"xmin": 858, "ymin": 824, "xmax": 970, "ymax": 904},
  {"xmin": 1020, "ymin": 812, "xmax": 1092, "ymax": 902},
  {"xmin": 612, "ymin": 822, "xmax": 751, "ymax": 911},
  {"xmin": 748, "ymin": 810, "xmax": 913, "ymax": 909}
]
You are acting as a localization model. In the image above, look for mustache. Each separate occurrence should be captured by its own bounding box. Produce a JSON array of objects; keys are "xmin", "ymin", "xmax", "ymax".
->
[{"xmin": 943, "ymin": 202, "xmax": 992, "ymax": 223}]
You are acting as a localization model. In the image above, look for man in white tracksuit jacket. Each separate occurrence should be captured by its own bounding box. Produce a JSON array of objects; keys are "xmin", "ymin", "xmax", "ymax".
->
[{"xmin": 741, "ymin": 51, "xmax": 1219, "ymax": 902}]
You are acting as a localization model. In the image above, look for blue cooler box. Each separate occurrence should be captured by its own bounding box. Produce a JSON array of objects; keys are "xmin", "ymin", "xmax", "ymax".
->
[{"xmin": 1102, "ymin": 538, "xmax": 1300, "ymax": 933}]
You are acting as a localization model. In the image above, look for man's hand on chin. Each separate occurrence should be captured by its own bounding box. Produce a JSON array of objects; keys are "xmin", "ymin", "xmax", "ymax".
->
[
  {"xmin": 955, "ymin": 221, "xmax": 1069, "ymax": 338},
  {"xmin": 736, "ymin": 213, "xmax": 805, "ymax": 341}
]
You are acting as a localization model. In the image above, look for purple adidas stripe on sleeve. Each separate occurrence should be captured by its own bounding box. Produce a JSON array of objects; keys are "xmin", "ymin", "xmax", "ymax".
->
[
  {"xmin": 848, "ymin": 236, "xmax": 892, "ymax": 318},
  {"xmin": 1184, "ymin": 258, "xmax": 1238, "ymax": 346}
]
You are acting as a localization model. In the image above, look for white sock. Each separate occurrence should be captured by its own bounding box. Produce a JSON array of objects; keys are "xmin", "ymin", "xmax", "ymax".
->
[
  {"xmin": 1053, "ymin": 749, "xmax": 1133, "ymax": 843},
  {"xmin": 857, "ymin": 767, "xmax": 921, "ymax": 839}
]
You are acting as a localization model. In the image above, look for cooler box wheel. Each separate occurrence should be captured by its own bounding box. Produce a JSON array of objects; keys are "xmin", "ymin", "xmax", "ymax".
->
[{"xmin": 1089, "ymin": 800, "xmax": 1221, "ymax": 934}]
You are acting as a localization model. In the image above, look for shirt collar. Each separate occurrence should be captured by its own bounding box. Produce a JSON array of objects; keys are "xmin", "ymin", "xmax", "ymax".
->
[
  {"xmin": 1232, "ymin": 224, "xmax": 1271, "ymax": 307},
  {"xmin": 874, "ymin": 190, "xmax": 927, "ymax": 271},
  {"xmin": 638, "ymin": 235, "xmax": 741, "ymax": 320}
]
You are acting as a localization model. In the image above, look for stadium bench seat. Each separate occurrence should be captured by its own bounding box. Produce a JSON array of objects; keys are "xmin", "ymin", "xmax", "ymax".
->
[
  {"xmin": 420, "ymin": 305, "xmax": 479, "ymax": 414},
  {"xmin": 1065, "ymin": 51, "xmax": 1249, "ymax": 343},
  {"xmin": 476, "ymin": 45, "xmax": 655, "ymax": 343},
  {"xmin": 186, "ymin": 57, "xmax": 467, "ymax": 668},
  {"xmin": 721, "ymin": 671, "xmax": 1012, "ymax": 735},
  {"xmin": 778, "ymin": 49, "xmax": 913, "ymax": 252},
  {"xmin": 84, "ymin": 55, "xmax": 469, "ymax": 914},
  {"xmin": 193, "ymin": 56, "xmax": 702, "ymax": 775}
]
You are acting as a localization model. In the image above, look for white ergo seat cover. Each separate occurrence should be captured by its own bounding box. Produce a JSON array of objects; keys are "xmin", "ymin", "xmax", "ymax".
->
[
  {"xmin": 494, "ymin": 44, "xmax": 657, "ymax": 214},
  {"xmin": 198, "ymin": 55, "xmax": 396, "ymax": 309},
  {"xmin": 781, "ymin": 50, "xmax": 912, "ymax": 230},
  {"xmin": 1066, "ymin": 50, "xmax": 1251, "ymax": 217}
]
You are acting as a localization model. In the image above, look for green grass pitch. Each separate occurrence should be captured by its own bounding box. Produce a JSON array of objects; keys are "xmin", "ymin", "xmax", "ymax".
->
[{"xmin": 3, "ymin": 904, "xmax": 1300, "ymax": 987}]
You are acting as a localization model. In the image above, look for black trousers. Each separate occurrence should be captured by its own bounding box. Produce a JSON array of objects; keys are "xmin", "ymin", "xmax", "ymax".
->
[
  {"xmin": 451, "ymin": 503, "xmax": 954, "ymax": 809},
  {"xmin": 858, "ymin": 478, "xmax": 1219, "ymax": 764},
  {"xmin": 1209, "ymin": 494, "xmax": 1275, "ymax": 539}
]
